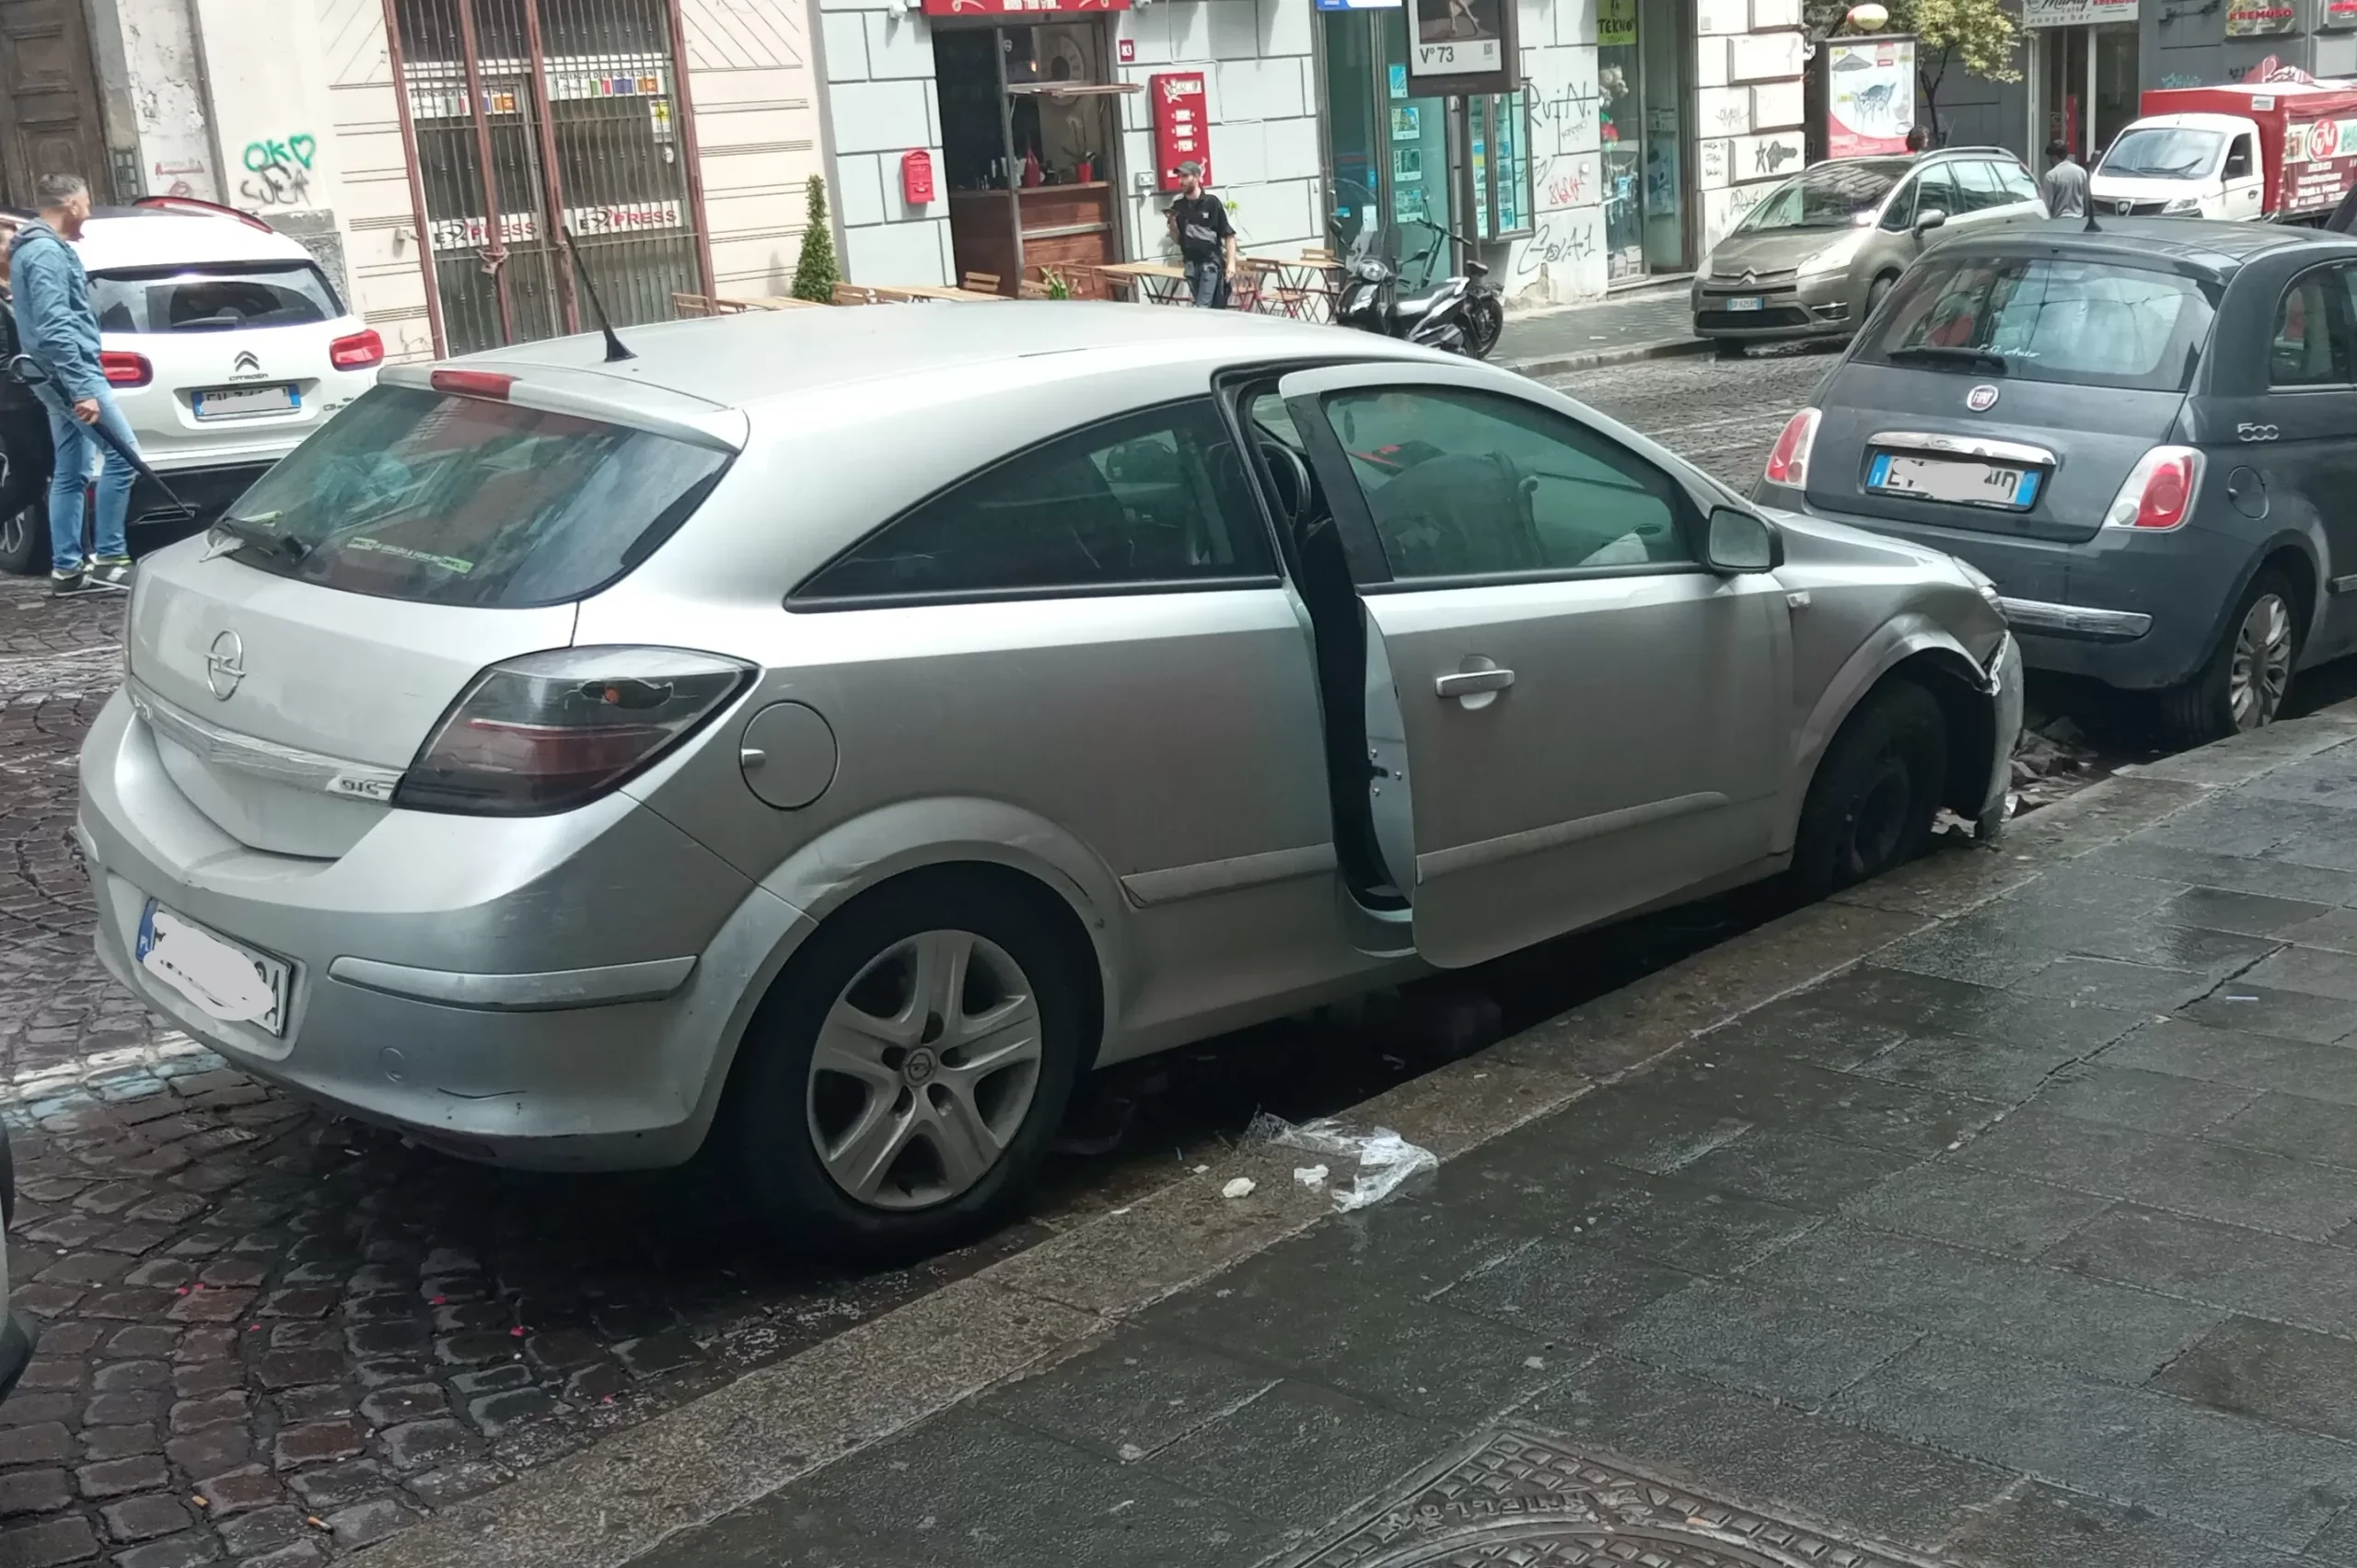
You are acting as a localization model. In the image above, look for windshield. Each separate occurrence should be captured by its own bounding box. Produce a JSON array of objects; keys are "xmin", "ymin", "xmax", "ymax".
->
[
  {"xmin": 2098, "ymin": 127, "xmax": 2225, "ymax": 180},
  {"xmin": 1737, "ymin": 162, "xmax": 1906, "ymax": 232},
  {"xmin": 216, "ymin": 385, "xmax": 731, "ymax": 608},
  {"xmin": 1857, "ymin": 255, "xmax": 2217, "ymax": 392},
  {"xmin": 90, "ymin": 261, "xmax": 341, "ymax": 332}
]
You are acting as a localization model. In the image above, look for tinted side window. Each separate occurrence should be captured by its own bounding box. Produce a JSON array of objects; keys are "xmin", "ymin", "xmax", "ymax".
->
[
  {"xmin": 1954, "ymin": 162, "xmax": 2005, "ymax": 213},
  {"xmin": 1993, "ymin": 161, "xmax": 2042, "ymax": 203},
  {"xmin": 2271, "ymin": 268, "xmax": 2355, "ymax": 388},
  {"xmin": 1880, "ymin": 177, "xmax": 1919, "ymax": 232},
  {"xmin": 1914, "ymin": 166, "xmax": 1960, "ymax": 221},
  {"xmin": 2226, "ymin": 136, "xmax": 2256, "ymax": 180},
  {"xmin": 800, "ymin": 401, "xmax": 1275, "ymax": 599},
  {"xmin": 1321, "ymin": 388, "xmax": 1694, "ymax": 581}
]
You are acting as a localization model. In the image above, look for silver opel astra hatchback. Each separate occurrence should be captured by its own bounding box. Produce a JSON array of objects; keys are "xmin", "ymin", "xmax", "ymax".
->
[{"xmin": 76, "ymin": 304, "xmax": 2019, "ymax": 1254}]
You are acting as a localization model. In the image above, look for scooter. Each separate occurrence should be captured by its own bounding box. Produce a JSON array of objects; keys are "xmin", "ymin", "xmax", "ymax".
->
[{"xmin": 1329, "ymin": 217, "xmax": 1504, "ymax": 360}]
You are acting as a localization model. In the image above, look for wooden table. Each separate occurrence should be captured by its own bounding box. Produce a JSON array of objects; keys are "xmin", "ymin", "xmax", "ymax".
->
[
  {"xmin": 896, "ymin": 285, "xmax": 1012, "ymax": 303},
  {"xmin": 1095, "ymin": 261, "xmax": 1190, "ymax": 306},
  {"xmin": 1244, "ymin": 256, "xmax": 1338, "ymax": 322}
]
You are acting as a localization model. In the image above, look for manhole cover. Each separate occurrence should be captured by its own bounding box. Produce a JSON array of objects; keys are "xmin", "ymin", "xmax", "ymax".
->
[{"xmin": 1295, "ymin": 1429, "xmax": 1940, "ymax": 1568}]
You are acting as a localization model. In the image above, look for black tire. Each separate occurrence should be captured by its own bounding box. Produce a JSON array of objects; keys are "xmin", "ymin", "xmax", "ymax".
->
[
  {"xmin": 2154, "ymin": 567, "xmax": 2301, "ymax": 749},
  {"xmin": 1864, "ymin": 274, "xmax": 1898, "ymax": 322},
  {"xmin": 1713, "ymin": 338, "xmax": 1747, "ymax": 360},
  {"xmin": 1792, "ymin": 679, "xmax": 1949, "ymax": 898},
  {"xmin": 1464, "ymin": 292, "xmax": 1504, "ymax": 360},
  {"xmin": 723, "ymin": 871, "xmax": 1090, "ymax": 1260},
  {"xmin": 0, "ymin": 424, "xmax": 48, "ymax": 575},
  {"xmin": 0, "ymin": 494, "xmax": 45, "ymax": 575}
]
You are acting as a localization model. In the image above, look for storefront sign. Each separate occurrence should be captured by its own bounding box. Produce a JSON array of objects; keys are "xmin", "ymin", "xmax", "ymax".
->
[
  {"xmin": 1314, "ymin": 0, "xmax": 1403, "ymax": 10},
  {"xmin": 2021, "ymin": 0, "xmax": 2135, "ymax": 25},
  {"xmin": 918, "ymin": 0, "xmax": 1130, "ymax": 15},
  {"xmin": 1597, "ymin": 0, "xmax": 1637, "ymax": 46},
  {"xmin": 2327, "ymin": 0, "xmax": 2357, "ymax": 29},
  {"xmin": 1825, "ymin": 36, "xmax": 1915, "ymax": 156},
  {"xmin": 2225, "ymin": 0, "xmax": 2297, "ymax": 33},
  {"xmin": 1405, "ymin": 0, "xmax": 1519, "ymax": 98},
  {"xmin": 1150, "ymin": 72, "xmax": 1210, "ymax": 190}
]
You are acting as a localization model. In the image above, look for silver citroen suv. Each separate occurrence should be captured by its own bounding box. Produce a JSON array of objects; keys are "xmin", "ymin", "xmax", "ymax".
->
[{"xmin": 77, "ymin": 304, "xmax": 2019, "ymax": 1255}]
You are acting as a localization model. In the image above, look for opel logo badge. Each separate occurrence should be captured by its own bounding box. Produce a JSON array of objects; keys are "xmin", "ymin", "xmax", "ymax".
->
[
  {"xmin": 903, "ymin": 1047, "xmax": 937, "ymax": 1086},
  {"xmin": 1966, "ymin": 383, "xmax": 2001, "ymax": 412},
  {"xmin": 2114, "ymin": 199, "xmax": 2134, "ymax": 215},
  {"xmin": 205, "ymin": 631, "xmax": 245, "ymax": 701}
]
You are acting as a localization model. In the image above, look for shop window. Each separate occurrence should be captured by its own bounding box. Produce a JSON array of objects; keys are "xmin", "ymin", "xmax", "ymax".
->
[
  {"xmin": 1470, "ymin": 92, "xmax": 1534, "ymax": 240},
  {"xmin": 1323, "ymin": 389, "xmax": 1694, "ymax": 580},
  {"xmin": 799, "ymin": 401, "xmax": 1275, "ymax": 601}
]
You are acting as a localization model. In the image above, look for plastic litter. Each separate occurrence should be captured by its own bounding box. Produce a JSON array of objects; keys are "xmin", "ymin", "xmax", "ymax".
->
[
  {"xmin": 1294, "ymin": 1164, "xmax": 1329, "ymax": 1191},
  {"xmin": 1221, "ymin": 1176, "xmax": 1257, "ymax": 1200},
  {"xmin": 1246, "ymin": 1113, "xmax": 1437, "ymax": 1213}
]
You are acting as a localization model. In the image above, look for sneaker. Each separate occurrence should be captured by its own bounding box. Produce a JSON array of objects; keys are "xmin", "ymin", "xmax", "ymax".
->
[
  {"xmin": 49, "ymin": 569, "xmax": 96, "ymax": 598},
  {"xmin": 87, "ymin": 559, "xmax": 133, "ymax": 593}
]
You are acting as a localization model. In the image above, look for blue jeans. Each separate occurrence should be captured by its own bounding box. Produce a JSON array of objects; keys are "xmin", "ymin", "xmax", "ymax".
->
[
  {"xmin": 36, "ymin": 384, "xmax": 135, "ymax": 574},
  {"xmin": 1184, "ymin": 259, "xmax": 1225, "ymax": 308}
]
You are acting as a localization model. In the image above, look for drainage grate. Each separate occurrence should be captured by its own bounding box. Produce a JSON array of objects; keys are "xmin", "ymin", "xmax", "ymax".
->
[{"xmin": 1295, "ymin": 1429, "xmax": 1945, "ymax": 1568}]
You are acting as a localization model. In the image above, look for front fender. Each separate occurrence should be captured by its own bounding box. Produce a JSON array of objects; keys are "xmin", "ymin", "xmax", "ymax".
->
[{"xmin": 1782, "ymin": 613, "xmax": 1996, "ymax": 851}]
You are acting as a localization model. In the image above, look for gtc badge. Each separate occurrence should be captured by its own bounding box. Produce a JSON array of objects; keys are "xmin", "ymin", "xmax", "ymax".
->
[{"xmin": 1966, "ymin": 384, "xmax": 2001, "ymax": 412}]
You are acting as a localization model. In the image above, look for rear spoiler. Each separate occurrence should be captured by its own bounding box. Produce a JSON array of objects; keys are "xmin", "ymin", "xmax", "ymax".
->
[{"xmin": 378, "ymin": 361, "xmax": 748, "ymax": 454}]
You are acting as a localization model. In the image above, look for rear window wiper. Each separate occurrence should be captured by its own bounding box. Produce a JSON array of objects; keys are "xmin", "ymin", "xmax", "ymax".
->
[{"xmin": 1886, "ymin": 344, "xmax": 2010, "ymax": 375}]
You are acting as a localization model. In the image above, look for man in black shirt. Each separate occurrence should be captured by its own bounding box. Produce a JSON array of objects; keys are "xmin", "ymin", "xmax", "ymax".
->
[{"xmin": 1166, "ymin": 161, "xmax": 1237, "ymax": 308}]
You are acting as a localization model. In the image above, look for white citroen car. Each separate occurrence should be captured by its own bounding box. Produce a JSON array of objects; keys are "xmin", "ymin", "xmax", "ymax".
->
[{"xmin": 0, "ymin": 197, "xmax": 383, "ymax": 575}]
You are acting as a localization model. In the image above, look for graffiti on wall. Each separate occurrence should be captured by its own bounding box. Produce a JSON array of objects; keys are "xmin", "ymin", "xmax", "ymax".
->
[
  {"xmin": 239, "ymin": 134, "xmax": 318, "ymax": 208},
  {"xmin": 1508, "ymin": 47, "xmax": 1607, "ymax": 305},
  {"xmin": 1527, "ymin": 73, "xmax": 1601, "ymax": 156},
  {"xmin": 1513, "ymin": 209, "xmax": 1600, "ymax": 278}
]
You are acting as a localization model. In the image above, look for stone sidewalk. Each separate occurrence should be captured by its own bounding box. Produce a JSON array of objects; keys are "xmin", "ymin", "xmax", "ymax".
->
[
  {"xmin": 1498, "ymin": 285, "xmax": 1705, "ymax": 378},
  {"xmin": 505, "ymin": 706, "xmax": 2357, "ymax": 1568}
]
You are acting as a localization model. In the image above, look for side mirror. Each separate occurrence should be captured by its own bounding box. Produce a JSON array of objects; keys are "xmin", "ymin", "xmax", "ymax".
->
[
  {"xmin": 1915, "ymin": 208, "xmax": 1948, "ymax": 234},
  {"xmin": 6, "ymin": 354, "xmax": 46, "ymax": 386},
  {"xmin": 1705, "ymin": 506, "xmax": 1782, "ymax": 575}
]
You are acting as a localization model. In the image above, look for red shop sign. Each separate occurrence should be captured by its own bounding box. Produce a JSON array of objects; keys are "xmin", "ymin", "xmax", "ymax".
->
[
  {"xmin": 1151, "ymin": 71, "xmax": 1209, "ymax": 191},
  {"xmin": 919, "ymin": 0, "xmax": 1129, "ymax": 13}
]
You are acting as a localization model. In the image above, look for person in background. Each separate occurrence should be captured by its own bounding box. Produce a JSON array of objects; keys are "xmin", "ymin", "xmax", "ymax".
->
[
  {"xmin": 9, "ymin": 173, "xmax": 135, "ymax": 596},
  {"xmin": 1905, "ymin": 124, "xmax": 1930, "ymax": 154},
  {"xmin": 1166, "ymin": 162, "xmax": 1237, "ymax": 309},
  {"xmin": 2041, "ymin": 139, "xmax": 2089, "ymax": 219}
]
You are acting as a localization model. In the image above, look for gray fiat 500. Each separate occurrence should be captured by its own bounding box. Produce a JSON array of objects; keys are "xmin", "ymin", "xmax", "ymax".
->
[
  {"xmin": 77, "ymin": 306, "xmax": 2017, "ymax": 1254},
  {"xmin": 1756, "ymin": 218, "xmax": 2357, "ymax": 744}
]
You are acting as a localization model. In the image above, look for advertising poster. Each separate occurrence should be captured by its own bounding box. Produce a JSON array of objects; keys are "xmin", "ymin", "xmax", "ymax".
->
[
  {"xmin": 1150, "ymin": 72, "xmax": 1210, "ymax": 191},
  {"xmin": 1825, "ymin": 37, "xmax": 1916, "ymax": 158},
  {"xmin": 1405, "ymin": 0, "xmax": 1518, "ymax": 98}
]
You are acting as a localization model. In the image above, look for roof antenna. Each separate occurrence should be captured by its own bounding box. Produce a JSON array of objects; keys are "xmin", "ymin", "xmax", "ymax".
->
[{"xmin": 560, "ymin": 224, "xmax": 636, "ymax": 363}]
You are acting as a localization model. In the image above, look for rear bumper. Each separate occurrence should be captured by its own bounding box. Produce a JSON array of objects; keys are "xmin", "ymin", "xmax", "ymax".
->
[
  {"xmin": 1759, "ymin": 482, "xmax": 2246, "ymax": 691},
  {"xmin": 75, "ymin": 689, "xmax": 801, "ymax": 1170}
]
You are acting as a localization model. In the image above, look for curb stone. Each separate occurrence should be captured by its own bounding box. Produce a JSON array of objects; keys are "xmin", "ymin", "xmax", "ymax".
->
[
  {"xmin": 351, "ymin": 700, "xmax": 2357, "ymax": 1568},
  {"xmin": 1502, "ymin": 335, "xmax": 1713, "ymax": 380}
]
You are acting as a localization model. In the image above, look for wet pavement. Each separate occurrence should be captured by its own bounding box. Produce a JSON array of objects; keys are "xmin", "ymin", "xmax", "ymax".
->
[
  {"xmin": 1499, "ymin": 286, "xmax": 1706, "ymax": 378},
  {"xmin": 638, "ymin": 719, "xmax": 2357, "ymax": 1567}
]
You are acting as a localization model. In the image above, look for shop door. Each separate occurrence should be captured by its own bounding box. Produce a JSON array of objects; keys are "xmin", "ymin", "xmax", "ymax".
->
[
  {"xmin": 0, "ymin": 0, "xmax": 110, "ymax": 209},
  {"xmin": 390, "ymin": 0, "xmax": 710, "ymax": 356}
]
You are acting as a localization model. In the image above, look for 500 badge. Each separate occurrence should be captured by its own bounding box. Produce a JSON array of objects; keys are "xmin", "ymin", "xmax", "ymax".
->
[{"xmin": 2237, "ymin": 423, "xmax": 2281, "ymax": 442}]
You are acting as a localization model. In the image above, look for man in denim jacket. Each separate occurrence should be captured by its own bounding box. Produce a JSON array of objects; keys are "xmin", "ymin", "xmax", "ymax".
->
[{"xmin": 10, "ymin": 174, "xmax": 134, "ymax": 595}]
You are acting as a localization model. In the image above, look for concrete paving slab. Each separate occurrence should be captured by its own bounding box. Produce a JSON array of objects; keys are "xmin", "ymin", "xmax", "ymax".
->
[
  {"xmin": 1604, "ymin": 1277, "xmax": 1922, "ymax": 1407},
  {"xmin": 2151, "ymin": 1314, "xmax": 2357, "ymax": 1444},
  {"xmin": 2045, "ymin": 1204, "xmax": 2357, "ymax": 1341},
  {"xmin": 1835, "ymin": 1165, "xmax": 2114, "ymax": 1260}
]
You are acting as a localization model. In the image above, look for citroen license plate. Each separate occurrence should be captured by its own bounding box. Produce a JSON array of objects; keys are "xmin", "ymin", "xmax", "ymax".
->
[
  {"xmin": 1725, "ymin": 296, "xmax": 1765, "ymax": 312},
  {"xmin": 1869, "ymin": 452, "xmax": 2040, "ymax": 511},
  {"xmin": 135, "ymin": 900, "xmax": 290, "ymax": 1036},
  {"xmin": 193, "ymin": 384, "xmax": 298, "ymax": 419}
]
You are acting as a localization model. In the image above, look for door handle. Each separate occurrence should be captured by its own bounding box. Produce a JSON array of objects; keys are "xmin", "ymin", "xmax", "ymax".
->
[{"xmin": 1434, "ymin": 668, "xmax": 1515, "ymax": 698}]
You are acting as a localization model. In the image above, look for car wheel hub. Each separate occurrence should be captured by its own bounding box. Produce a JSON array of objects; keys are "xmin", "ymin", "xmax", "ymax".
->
[
  {"xmin": 807, "ymin": 928, "xmax": 1042, "ymax": 1212},
  {"xmin": 2228, "ymin": 592, "xmax": 2293, "ymax": 730}
]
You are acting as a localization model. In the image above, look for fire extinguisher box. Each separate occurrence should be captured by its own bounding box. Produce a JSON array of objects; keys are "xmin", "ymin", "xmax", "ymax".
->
[{"xmin": 901, "ymin": 149, "xmax": 936, "ymax": 206}]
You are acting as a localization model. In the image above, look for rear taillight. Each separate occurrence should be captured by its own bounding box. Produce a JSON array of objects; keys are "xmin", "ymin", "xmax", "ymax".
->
[
  {"xmin": 100, "ymin": 351, "xmax": 152, "ymax": 388},
  {"xmin": 395, "ymin": 647, "xmax": 751, "ymax": 817},
  {"xmin": 330, "ymin": 329, "xmax": 385, "ymax": 369},
  {"xmin": 430, "ymin": 368, "xmax": 514, "ymax": 401},
  {"xmin": 2103, "ymin": 447, "xmax": 2203, "ymax": 531},
  {"xmin": 1764, "ymin": 408, "xmax": 1820, "ymax": 488}
]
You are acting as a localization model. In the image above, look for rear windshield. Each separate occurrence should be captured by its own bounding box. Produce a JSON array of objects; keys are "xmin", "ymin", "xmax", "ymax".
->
[
  {"xmin": 2098, "ymin": 127, "xmax": 2224, "ymax": 180},
  {"xmin": 216, "ymin": 385, "xmax": 730, "ymax": 608},
  {"xmin": 1856, "ymin": 255, "xmax": 2216, "ymax": 392},
  {"xmin": 91, "ymin": 262, "xmax": 343, "ymax": 333},
  {"xmin": 1738, "ymin": 161, "xmax": 1907, "ymax": 232}
]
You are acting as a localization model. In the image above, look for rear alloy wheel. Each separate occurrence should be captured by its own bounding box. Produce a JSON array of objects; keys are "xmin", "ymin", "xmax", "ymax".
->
[
  {"xmin": 1792, "ymin": 679, "xmax": 1948, "ymax": 898},
  {"xmin": 726, "ymin": 876, "xmax": 1086, "ymax": 1257},
  {"xmin": 2155, "ymin": 568, "xmax": 2299, "ymax": 748}
]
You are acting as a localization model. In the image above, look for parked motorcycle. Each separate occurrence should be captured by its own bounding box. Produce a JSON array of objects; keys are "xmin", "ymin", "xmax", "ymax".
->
[{"xmin": 1329, "ymin": 216, "xmax": 1504, "ymax": 360}]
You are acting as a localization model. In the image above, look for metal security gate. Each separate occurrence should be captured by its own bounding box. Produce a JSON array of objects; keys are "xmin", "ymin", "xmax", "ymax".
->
[{"xmin": 386, "ymin": 0, "xmax": 712, "ymax": 355}]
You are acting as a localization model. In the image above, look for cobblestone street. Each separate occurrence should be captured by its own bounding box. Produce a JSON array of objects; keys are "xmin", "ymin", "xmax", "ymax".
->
[{"xmin": 0, "ymin": 348, "xmax": 1861, "ymax": 1567}]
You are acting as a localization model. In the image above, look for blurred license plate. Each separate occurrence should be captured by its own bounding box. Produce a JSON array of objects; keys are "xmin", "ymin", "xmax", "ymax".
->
[
  {"xmin": 135, "ymin": 900, "xmax": 288, "ymax": 1036},
  {"xmin": 193, "ymin": 384, "xmax": 297, "ymax": 419},
  {"xmin": 1725, "ymin": 296, "xmax": 1765, "ymax": 312},
  {"xmin": 1870, "ymin": 451, "xmax": 2039, "ymax": 510}
]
